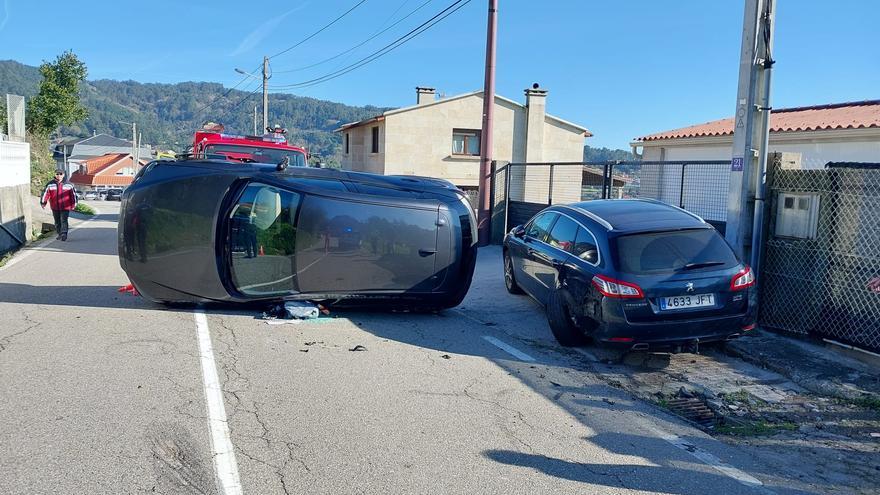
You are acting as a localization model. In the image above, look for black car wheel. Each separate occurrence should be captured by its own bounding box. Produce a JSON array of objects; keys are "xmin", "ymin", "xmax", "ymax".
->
[
  {"xmin": 546, "ymin": 288, "xmax": 588, "ymax": 346},
  {"xmin": 503, "ymin": 251, "xmax": 524, "ymax": 294}
]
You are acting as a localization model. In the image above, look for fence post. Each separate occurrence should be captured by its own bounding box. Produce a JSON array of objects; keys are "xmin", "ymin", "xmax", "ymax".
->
[
  {"xmin": 679, "ymin": 163, "xmax": 687, "ymax": 208},
  {"xmin": 602, "ymin": 163, "xmax": 610, "ymax": 199},
  {"xmin": 504, "ymin": 163, "xmax": 512, "ymax": 235},
  {"xmin": 548, "ymin": 164, "xmax": 554, "ymax": 205}
]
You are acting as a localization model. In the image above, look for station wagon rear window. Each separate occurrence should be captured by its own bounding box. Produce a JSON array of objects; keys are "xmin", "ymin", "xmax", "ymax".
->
[{"xmin": 614, "ymin": 228, "xmax": 737, "ymax": 275}]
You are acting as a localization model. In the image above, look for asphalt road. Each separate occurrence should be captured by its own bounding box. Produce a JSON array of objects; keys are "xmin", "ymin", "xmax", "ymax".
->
[{"xmin": 0, "ymin": 201, "xmax": 829, "ymax": 494}]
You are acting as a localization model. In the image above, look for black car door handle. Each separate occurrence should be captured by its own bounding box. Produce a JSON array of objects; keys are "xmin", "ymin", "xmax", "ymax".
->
[
  {"xmin": 418, "ymin": 249, "xmax": 437, "ymax": 257},
  {"xmin": 550, "ymin": 258, "xmax": 564, "ymax": 268}
]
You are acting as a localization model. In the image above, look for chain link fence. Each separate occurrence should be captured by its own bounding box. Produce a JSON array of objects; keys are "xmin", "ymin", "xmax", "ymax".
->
[
  {"xmin": 760, "ymin": 163, "xmax": 880, "ymax": 352},
  {"xmin": 493, "ymin": 160, "xmax": 730, "ymax": 238}
]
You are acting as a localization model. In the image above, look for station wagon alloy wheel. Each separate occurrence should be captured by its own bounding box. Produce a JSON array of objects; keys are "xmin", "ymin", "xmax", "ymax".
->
[{"xmin": 503, "ymin": 252, "xmax": 523, "ymax": 294}]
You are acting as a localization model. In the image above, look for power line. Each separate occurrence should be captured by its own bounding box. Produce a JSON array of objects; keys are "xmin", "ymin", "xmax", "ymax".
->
[
  {"xmin": 272, "ymin": 0, "xmax": 432, "ymax": 74},
  {"xmin": 188, "ymin": 65, "xmax": 261, "ymax": 124},
  {"xmin": 269, "ymin": 0, "xmax": 369, "ymax": 60},
  {"xmin": 270, "ymin": 0, "xmax": 471, "ymax": 91}
]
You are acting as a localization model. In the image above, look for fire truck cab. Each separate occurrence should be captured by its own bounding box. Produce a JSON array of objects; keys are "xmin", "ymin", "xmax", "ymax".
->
[{"xmin": 192, "ymin": 123, "xmax": 308, "ymax": 167}]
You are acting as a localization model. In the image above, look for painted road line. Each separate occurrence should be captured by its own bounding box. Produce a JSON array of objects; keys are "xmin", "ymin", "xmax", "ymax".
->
[
  {"xmin": 194, "ymin": 311, "xmax": 243, "ymax": 495},
  {"xmin": 641, "ymin": 423, "xmax": 772, "ymax": 493},
  {"xmin": 482, "ymin": 335, "xmax": 536, "ymax": 362},
  {"xmin": 0, "ymin": 215, "xmax": 97, "ymax": 273}
]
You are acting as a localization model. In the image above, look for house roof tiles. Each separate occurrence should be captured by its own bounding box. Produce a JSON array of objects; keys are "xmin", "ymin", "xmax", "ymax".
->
[{"xmin": 635, "ymin": 100, "xmax": 880, "ymax": 142}]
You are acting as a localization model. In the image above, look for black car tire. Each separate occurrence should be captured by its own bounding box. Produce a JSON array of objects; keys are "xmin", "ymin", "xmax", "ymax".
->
[
  {"xmin": 503, "ymin": 251, "xmax": 524, "ymax": 295},
  {"xmin": 546, "ymin": 288, "xmax": 588, "ymax": 347}
]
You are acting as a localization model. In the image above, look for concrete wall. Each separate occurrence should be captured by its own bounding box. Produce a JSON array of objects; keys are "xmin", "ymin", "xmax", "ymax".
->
[
  {"xmin": 640, "ymin": 132, "xmax": 880, "ymax": 169},
  {"xmin": 637, "ymin": 131, "xmax": 880, "ymax": 220},
  {"xmin": 0, "ymin": 140, "xmax": 32, "ymax": 253}
]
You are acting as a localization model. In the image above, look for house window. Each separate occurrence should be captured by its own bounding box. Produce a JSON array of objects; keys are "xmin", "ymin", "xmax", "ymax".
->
[
  {"xmin": 371, "ymin": 126, "xmax": 379, "ymax": 154},
  {"xmin": 452, "ymin": 129, "xmax": 481, "ymax": 156},
  {"xmin": 344, "ymin": 133, "xmax": 350, "ymax": 154}
]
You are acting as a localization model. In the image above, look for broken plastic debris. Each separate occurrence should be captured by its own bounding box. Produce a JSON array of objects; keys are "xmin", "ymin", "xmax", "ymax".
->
[
  {"xmin": 117, "ymin": 283, "xmax": 139, "ymax": 296},
  {"xmin": 284, "ymin": 301, "xmax": 320, "ymax": 319},
  {"xmin": 349, "ymin": 345, "xmax": 367, "ymax": 352}
]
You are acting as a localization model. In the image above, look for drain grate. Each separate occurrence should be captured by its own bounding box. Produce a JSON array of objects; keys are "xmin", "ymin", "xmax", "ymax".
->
[{"xmin": 666, "ymin": 397, "xmax": 716, "ymax": 426}]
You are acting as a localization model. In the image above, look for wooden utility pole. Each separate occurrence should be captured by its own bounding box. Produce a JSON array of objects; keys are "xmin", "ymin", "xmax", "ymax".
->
[{"xmin": 477, "ymin": 0, "xmax": 498, "ymax": 246}]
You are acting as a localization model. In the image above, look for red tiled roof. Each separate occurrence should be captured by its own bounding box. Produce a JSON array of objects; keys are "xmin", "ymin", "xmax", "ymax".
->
[
  {"xmin": 70, "ymin": 153, "xmax": 148, "ymax": 187},
  {"xmin": 635, "ymin": 100, "xmax": 880, "ymax": 142}
]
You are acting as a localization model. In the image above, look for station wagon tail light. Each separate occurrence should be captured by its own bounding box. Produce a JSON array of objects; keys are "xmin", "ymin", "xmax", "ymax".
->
[
  {"xmin": 592, "ymin": 275, "xmax": 644, "ymax": 298},
  {"xmin": 731, "ymin": 265, "xmax": 755, "ymax": 291}
]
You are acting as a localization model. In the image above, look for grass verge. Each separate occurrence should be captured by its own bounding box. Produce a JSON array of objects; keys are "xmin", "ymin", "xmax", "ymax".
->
[
  {"xmin": 74, "ymin": 203, "xmax": 96, "ymax": 215},
  {"xmin": 715, "ymin": 419, "xmax": 798, "ymax": 436}
]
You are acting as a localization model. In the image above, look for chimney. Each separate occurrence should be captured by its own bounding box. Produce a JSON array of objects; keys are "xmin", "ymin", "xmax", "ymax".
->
[
  {"xmin": 416, "ymin": 87, "xmax": 436, "ymax": 105},
  {"xmin": 524, "ymin": 83, "xmax": 548, "ymax": 162}
]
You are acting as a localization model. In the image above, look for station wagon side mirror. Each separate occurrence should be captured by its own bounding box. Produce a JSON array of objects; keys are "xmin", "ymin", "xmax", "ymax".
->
[{"xmin": 512, "ymin": 225, "xmax": 526, "ymax": 238}]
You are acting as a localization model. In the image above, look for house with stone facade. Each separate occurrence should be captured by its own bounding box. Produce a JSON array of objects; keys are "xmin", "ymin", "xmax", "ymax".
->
[{"xmin": 336, "ymin": 86, "xmax": 591, "ymax": 204}]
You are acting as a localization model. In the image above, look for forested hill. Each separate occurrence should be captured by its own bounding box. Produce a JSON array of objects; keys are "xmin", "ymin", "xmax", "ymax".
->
[{"xmin": 0, "ymin": 60, "xmax": 388, "ymax": 162}]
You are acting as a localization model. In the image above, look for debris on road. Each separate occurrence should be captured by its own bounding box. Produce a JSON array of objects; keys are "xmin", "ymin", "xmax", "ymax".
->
[
  {"xmin": 284, "ymin": 301, "xmax": 320, "ymax": 319},
  {"xmin": 349, "ymin": 345, "xmax": 367, "ymax": 352},
  {"xmin": 258, "ymin": 302, "xmax": 336, "ymax": 325},
  {"xmin": 441, "ymin": 354, "xmax": 451, "ymax": 360},
  {"xmin": 117, "ymin": 283, "xmax": 139, "ymax": 296}
]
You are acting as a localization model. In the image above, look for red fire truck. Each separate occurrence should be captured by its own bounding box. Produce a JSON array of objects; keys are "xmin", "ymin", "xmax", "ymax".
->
[{"xmin": 192, "ymin": 123, "xmax": 308, "ymax": 167}]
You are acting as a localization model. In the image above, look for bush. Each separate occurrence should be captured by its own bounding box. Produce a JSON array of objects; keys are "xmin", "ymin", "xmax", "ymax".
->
[{"xmin": 74, "ymin": 203, "xmax": 95, "ymax": 215}]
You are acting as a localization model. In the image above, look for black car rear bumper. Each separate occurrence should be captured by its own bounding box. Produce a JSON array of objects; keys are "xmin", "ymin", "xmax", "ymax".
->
[{"xmin": 594, "ymin": 312, "xmax": 754, "ymax": 348}]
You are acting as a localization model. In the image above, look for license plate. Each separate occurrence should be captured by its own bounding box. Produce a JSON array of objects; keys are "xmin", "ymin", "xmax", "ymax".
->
[{"xmin": 659, "ymin": 293, "xmax": 715, "ymax": 310}]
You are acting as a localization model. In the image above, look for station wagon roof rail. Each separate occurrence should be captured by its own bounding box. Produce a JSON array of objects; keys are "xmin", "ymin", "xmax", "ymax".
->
[{"xmin": 562, "ymin": 204, "xmax": 614, "ymax": 231}]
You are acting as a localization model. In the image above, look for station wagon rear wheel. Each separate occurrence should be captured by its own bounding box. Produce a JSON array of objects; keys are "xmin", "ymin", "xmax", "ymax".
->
[
  {"xmin": 546, "ymin": 288, "xmax": 588, "ymax": 347},
  {"xmin": 503, "ymin": 252, "xmax": 524, "ymax": 294}
]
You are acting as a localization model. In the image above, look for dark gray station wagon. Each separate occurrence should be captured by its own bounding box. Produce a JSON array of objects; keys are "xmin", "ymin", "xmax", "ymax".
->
[
  {"xmin": 503, "ymin": 200, "xmax": 755, "ymax": 350},
  {"xmin": 119, "ymin": 159, "xmax": 477, "ymax": 310}
]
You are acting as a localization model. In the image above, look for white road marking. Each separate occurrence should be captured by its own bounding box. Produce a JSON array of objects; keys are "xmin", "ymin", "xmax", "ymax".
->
[
  {"xmin": 641, "ymin": 423, "xmax": 772, "ymax": 492},
  {"xmin": 194, "ymin": 311, "xmax": 243, "ymax": 495},
  {"xmin": 482, "ymin": 335, "xmax": 536, "ymax": 362},
  {"xmin": 0, "ymin": 216, "xmax": 96, "ymax": 272}
]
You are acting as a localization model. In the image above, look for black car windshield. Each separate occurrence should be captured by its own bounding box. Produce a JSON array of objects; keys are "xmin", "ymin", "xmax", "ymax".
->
[
  {"xmin": 205, "ymin": 144, "xmax": 306, "ymax": 167},
  {"xmin": 614, "ymin": 228, "xmax": 738, "ymax": 275}
]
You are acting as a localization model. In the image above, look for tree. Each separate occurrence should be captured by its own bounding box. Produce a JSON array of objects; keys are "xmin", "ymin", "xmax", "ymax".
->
[{"xmin": 26, "ymin": 51, "xmax": 88, "ymax": 136}]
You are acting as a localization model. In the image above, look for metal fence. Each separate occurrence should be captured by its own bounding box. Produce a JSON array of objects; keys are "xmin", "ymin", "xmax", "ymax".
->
[
  {"xmin": 759, "ymin": 162, "xmax": 880, "ymax": 353},
  {"xmin": 493, "ymin": 160, "xmax": 730, "ymax": 238}
]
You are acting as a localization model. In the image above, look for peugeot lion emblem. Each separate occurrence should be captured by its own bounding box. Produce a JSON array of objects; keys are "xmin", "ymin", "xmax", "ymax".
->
[{"xmin": 685, "ymin": 282, "xmax": 695, "ymax": 293}]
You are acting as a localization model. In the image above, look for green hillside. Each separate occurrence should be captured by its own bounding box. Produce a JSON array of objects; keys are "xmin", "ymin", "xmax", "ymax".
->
[{"xmin": 0, "ymin": 60, "xmax": 388, "ymax": 164}]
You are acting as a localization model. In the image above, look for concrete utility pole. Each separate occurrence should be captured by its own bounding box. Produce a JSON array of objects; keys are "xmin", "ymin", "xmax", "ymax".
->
[
  {"xmin": 726, "ymin": 0, "xmax": 776, "ymax": 266},
  {"xmin": 476, "ymin": 0, "xmax": 498, "ymax": 247},
  {"xmin": 262, "ymin": 56, "xmax": 270, "ymax": 132},
  {"xmin": 131, "ymin": 122, "xmax": 137, "ymax": 170}
]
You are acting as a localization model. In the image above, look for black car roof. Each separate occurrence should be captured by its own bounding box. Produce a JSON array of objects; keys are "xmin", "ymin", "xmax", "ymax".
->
[{"xmin": 558, "ymin": 199, "xmax": 708, "ymax": 234}]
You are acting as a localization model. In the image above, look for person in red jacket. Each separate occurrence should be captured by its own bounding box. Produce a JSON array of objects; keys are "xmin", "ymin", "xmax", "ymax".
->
[{"xmin": 40, "ymin": 169, "xmax": 78, "ymax": 241}]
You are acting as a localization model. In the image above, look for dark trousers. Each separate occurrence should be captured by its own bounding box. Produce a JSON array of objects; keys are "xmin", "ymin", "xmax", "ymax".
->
[{"xmin": 52, "ymin": 209, "xmax": 70, "ymax": 235}]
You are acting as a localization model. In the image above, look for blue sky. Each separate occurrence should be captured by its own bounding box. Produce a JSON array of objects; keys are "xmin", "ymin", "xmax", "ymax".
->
[{"xmin": 1, "ymin": 0, "xmax": 878, "ymax": 148}]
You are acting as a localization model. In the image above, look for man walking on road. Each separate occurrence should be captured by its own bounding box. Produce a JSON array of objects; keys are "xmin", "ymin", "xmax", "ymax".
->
[{"xmin": 40, "ymin": 169, "xmax": 78, "ymax": 241}]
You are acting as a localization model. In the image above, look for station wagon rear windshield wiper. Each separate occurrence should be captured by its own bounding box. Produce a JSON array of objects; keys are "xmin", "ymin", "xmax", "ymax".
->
[{"xmin": 680, "ymin": 261, "xmax": 725, "ymax": 270}]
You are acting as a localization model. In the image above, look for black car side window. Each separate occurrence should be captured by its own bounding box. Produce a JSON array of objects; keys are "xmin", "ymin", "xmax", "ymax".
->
[
  {"xmin": 546, "ymin": 215, "xmax": 579, "ymax": 253},
  {"xmin": 526, "ymin": 213, "xmax": 557, "ymax": 242},
  {"xmin": 573, "ymin": 227, "xmax": 600, "ymax": 265},
  {"xmin": 229, "ymin": 183, "xmax": 302, "ymax": 296}
]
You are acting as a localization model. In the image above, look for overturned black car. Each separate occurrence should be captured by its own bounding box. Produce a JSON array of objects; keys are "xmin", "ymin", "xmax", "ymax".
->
[{"xmin": 118, "ymin": 158, "xmax": 477, "ymax": 310}]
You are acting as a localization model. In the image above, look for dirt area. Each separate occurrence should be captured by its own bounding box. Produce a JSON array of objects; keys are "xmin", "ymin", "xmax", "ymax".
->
[{"xmin": 578, "ymin": 331, "xmax": 880, "ymax": 493}]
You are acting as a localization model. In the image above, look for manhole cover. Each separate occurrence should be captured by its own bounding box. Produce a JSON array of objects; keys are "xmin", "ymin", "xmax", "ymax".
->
[{"xmin": 666, "ymin": 397, "xmax": 716, "ymax": 426}]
